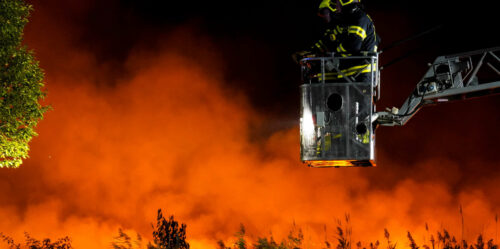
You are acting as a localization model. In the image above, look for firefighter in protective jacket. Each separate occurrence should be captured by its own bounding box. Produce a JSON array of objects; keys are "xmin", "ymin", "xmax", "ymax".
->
[{"xmin": 294, "ymin": 0, "xmax": 380, "ymax": 82}]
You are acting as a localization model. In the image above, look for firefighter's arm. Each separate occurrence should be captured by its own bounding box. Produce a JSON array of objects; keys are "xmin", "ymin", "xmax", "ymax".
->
[
  {"xmin": 292, "ymin": 36, "xmax": 332, "ymax": 64},
  {"xmin": 335, "ymin": 22, "xmax": 367, "ymax": 54},
  {"xmin": 310, "ymin": 37, "xmax": 329, "ymax": 54},
  {"xmin": 310, "ymin": 28, "xmax": 340, "ymax": 54}
]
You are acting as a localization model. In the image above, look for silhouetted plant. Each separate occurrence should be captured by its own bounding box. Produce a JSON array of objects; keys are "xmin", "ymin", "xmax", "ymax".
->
[
  {"xmin": 148, "ymin": 209, "xmax": 189, "ymax": 249},
  {"xmin": 285, "ymin": 222, "xmax": 303, "ymax": 249},
  {"xmin": 0, "ymin": 233, "xmax": 21, "ymax": 249},
  {"xmin": 408, "ymin": 232, "xmax": 418, "ymax": 249},
  {"xmin": 234, "ymin": 224, "xmax": 247, "ymax": 249},
  {"xmin": 325, "ymin": 240, "xmax": 331, "ymax": 249},
  {"xmin": 24, "ymin": 233, "xmax": 72, "ymax": 249},
  {"xmin": 0, "ymin": 233, "xmax": 72, "ymax": 249},
  {"xmin": 487, "ymin": 239, "xmax": 497, "ymax": 249},
  {"xmin": 5, "ymin": 213, "xmax": 500, "ymax": 249},
  {"xmin": 384, "ymin": 228, "xmax": 397, "ymax": 249},
  {"xmin": 475, "ymin": 235, "xmax": 485, "ymax": 249},
  {"xmin": 370, "ymin": 241, "xmax": 380, "ymax": 249},
  {"xmin": 254, "ymin": 237, "xmax": 283, "ymax": 249},
  {"xmin": 112, "ymin": 228, "xmax": 144, "ymax": 249},
  {"xmin": 217, "ymin": 240, "xmax": 231, "ymax": 249},
  {"xmin": 336, "ymin": 215, "xmax": 352, "ymax": 249}
]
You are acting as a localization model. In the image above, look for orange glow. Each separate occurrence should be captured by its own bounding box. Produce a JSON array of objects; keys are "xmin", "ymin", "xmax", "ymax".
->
[
  {"xmin": 0, "ymin": 2, "xmax": 499, "ymax": 249},
  {"xmin": 304, "ymin": 160, "xmax": 376, "ymax": 167}
]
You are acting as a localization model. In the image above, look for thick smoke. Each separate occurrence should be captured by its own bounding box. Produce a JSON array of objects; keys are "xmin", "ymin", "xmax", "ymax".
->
[{"xmin": 1, "ymin": 1, "xmax": 499, "ymax": 249}]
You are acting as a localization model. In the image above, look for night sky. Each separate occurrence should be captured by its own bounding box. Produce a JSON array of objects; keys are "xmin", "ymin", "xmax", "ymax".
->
[
  {"xmin": 1, "ymin": 0, "xmax": 500, "ymax": 248},
  {"xmin": 28, "ymin": 0, "xmax": 500, "ymax": 111}
]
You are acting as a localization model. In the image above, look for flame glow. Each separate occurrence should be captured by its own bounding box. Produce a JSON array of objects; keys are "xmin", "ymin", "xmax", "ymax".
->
[
  {"xmin": 305, "ymin": 160, "xmax": 376, "ymax": 167},
  {"xmin": 0, "ymin": 2, "xmax": 500, "ymax": 249}
]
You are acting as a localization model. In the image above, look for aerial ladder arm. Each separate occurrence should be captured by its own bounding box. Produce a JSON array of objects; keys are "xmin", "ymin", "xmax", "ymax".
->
[{"xmin": 376, "ymin": 47, "xmax": 500, "ymax": 126}]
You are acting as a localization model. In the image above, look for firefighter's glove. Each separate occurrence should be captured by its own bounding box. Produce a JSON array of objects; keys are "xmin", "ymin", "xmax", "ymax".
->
[{"xmin": 292, "ymin": 51, "xmax": 311, "ymax": 64}]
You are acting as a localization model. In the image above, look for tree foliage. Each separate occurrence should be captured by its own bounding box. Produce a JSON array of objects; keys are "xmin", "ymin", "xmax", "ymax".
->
[
  {"xmin": 0, "ymin": 0, "xmax": 48, "ymax": 168},
  {"xmin": 0, "ymin": 232, "xmax": 72, "ymax": 249},
  {"xmin": 148, "ymin": 209, "xmax": 190, "ymax": 249}
]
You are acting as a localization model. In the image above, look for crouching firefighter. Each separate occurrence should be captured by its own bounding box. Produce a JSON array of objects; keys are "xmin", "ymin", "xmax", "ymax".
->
[{"xmin": 293, "ymin": 0, "xmax": 380, "ymax": 82}]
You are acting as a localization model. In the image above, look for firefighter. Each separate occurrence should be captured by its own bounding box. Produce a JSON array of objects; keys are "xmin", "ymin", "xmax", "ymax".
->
[
  {"xmin": 294, "ymin": 0, "xmax": 380, "ymax": 82},
  {"xmin": 312, "ymin": 0, "xmax": 342, "ymax": 55},
  {"xmin": 330, "ymin": 0, "xmax": 379, "ymax": 82},
  {"xmin": 292, "ymin": 0, "xmax": 341, "ymax": 62}
]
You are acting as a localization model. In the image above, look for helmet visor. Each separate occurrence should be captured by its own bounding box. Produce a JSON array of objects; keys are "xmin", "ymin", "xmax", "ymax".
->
[
  {"xmin": 339, "ymin": 0, "xmax": 355, "ymax": 6},
  {"xmin": 318, "ymin": 0, "xmax": 337, "ymax": 12}
]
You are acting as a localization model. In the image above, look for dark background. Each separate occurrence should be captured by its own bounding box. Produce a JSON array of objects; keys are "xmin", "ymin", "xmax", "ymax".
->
[{"xmin": 62, "ymin": 0, "xmax": 500, "ymax": 117}]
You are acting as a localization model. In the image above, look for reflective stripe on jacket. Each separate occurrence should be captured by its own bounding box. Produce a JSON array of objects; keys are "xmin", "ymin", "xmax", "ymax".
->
[{"xmin": 311, "ymin": 6, "xmax": 380, "ymax": 80}]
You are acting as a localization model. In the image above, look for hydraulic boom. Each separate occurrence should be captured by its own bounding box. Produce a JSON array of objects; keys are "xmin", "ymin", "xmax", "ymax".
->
[{"xmin": 376, "ymin": 47, "xmax": 500, "ymax": 126}]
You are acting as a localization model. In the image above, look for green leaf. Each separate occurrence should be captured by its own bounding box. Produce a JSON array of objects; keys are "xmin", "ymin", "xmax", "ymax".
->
[{"xmin": 0, "ymin": 0, "xmax": 49, "ymax": 168}]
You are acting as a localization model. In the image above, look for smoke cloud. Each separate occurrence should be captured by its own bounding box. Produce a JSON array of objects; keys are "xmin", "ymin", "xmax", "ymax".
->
[{"xmin": 1, "ymin": 1, "xmax": 499, "ymax": 248}]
